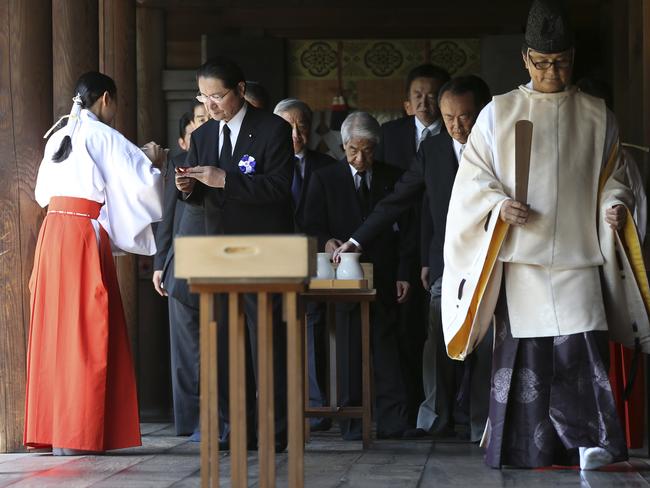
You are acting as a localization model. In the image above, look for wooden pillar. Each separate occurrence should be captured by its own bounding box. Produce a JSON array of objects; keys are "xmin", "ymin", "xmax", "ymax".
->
[
  {"xmin": 135, "ymin": 5, "xmax": 171, "ymax": 419},
  {"xmin": 0, "ymin": 0, "xmax": 52, "ymax": 452},
  {"xmin": 52, "ymin": 0, "xmax": 98, "ymax": 119},
  {"xmin": 612, "ymin": 0, "xmax": 650, "ymax": 245},
  {"xmin": 137, "ymin": 6, "xmax": 166, "ymax": 145},
  {"xmin": 641, "ymin": 1, "xmax": 650, "ymax": 175},
  {"xmin": 99, "ymin": 0, "xmax": 139, "ymax": 357}
]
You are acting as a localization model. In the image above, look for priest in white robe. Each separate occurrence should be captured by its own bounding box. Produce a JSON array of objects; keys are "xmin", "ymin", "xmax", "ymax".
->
[{"xmin": 441, "ymin": 0, "xmax": 650, "ymax": 471}]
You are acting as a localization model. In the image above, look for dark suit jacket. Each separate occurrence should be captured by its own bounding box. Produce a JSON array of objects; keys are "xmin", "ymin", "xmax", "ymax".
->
[
  {"xmin": 352, "ymin": 132, "xmax": 459, "ymax": 286},
  {"xmin": 154, "ymin": 151, "xmax": 206, "ymax": 306},
  {"xmin": 186, "ymin": 104, "xmax": 294, "ymax": 235},
  {"xmin": 375, "ymin": 116, "xmax": 417, "ymax": 170},
  {"xmin": 154, "ymin": 151, "xmax": 186, "ymax": 272},
  {"xmin": 302, "ymin": 159, "xmax": 415, "ymax": 304},
  {"xmin": 294, "ymin": 149, "xmax": 336, "ymax": 231}
]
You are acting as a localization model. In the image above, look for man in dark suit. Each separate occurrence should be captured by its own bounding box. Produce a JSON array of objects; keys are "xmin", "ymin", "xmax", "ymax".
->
[
  {"xmin": 153, "ymin": 106, "xmax": 206, "ymax": 439},
  {"xmin": 377, "ymin": 64, "xmax": 451, "ymax": 170},
  {"xmin": 375, "ymin": 64, "xmax": 451, "ymax": 428},
  {"xmin": 336, "ymin": 76, "xmax": 493, "ymax": 442},
  {"xmin": 274, "ymin": 98, "xmax": 336, "ymax": 432},
  {"xmin": 273, "ymin": 98, "xmax": 336, "ymax": 231},
  {"xmin": 303, "ymin": 112, "xmax": 415, "ymax": 439},
  {"xmin": 175, "ymin": 57, "xmax": 294, "ymax": 449}
]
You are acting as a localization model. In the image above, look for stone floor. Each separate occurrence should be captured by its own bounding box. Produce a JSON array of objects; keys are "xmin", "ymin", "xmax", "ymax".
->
[{"xmin": 1, "ymin": 423, "xmax": 650, "ymax": 487}]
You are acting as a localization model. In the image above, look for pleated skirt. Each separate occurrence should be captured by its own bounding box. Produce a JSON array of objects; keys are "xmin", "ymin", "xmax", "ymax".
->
[{"xmin": 24, "ymin": 196, "xmax": 141, "ymax": 451}]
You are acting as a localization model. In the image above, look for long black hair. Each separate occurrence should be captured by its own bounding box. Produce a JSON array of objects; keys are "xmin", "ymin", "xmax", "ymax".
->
[{"xmin": 51, "ymin": 72, "xmax": 117, "ymax": 163}]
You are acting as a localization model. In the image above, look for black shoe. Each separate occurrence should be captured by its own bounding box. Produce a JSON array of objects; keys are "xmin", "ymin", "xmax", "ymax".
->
[
  {"xmin": 402, "ymin": 428, "xmax": 430, "ymax": 439},
  {"xmin": 377, "ymin": 430, "xmax": 405, "ymax": 440},
  {"xmin": 310, "ymin": 418, "xmax": 332, "ymax": 432},
  {"xmin": 217, "ymin": 437, "xmax": 258, "ymax": 451}
]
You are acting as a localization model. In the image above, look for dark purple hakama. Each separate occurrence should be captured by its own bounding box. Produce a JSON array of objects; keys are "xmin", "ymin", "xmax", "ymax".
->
[{"xmin": 484, "ymin": 294, "xmax": 628, "ymax": 468}]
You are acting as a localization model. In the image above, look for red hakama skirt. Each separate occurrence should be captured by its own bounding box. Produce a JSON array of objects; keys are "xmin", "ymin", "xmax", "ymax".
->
[{"xmin": 24, "ymin": 196, "xmax": 141, "ymax": 451}]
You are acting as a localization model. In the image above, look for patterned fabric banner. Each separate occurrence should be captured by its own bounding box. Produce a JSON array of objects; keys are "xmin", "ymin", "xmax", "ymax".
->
[{"xmin": 289, "ymin": 39, "xmax": 481, "ymax": 111}]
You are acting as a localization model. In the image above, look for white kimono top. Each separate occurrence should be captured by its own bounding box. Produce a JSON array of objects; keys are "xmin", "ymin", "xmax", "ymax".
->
[
  {"xmin": 441, "ymin": 82, "xmax": 649, "ymax": 359},
  {"xmin": 35, "ymin": 109, "xmax": 163, "ymax": 255}
]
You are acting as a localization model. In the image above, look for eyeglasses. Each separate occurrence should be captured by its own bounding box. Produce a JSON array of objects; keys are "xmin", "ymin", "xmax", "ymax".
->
[
  {"xmin": 527, "ymin": 50, "xmax": 572, "ymax": 70},
  {"xmin": 196, "ymin": 89, "xmax": 231, "ymax": 103}
]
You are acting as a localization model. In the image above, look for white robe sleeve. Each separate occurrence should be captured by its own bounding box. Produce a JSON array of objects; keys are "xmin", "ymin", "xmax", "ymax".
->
[
  {"xmin": 441, "ymin": 103, "xmax": 510, "ymax": 359},
  {"xmin": 95, "ymin": 132, "xmax": 163, "ymax": 256}
]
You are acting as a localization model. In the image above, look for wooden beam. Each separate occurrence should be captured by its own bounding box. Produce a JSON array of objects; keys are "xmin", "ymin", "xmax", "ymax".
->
[{"xmin": 0, "ymin": 0, "xmax": 52, "ymax": 453}]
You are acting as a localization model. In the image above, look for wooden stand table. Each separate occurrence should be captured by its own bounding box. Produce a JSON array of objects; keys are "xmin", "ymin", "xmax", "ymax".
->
[
  {"xmin": 189, "ymin": 278, "xmax": 308, "ymax": 488},
  {"xmin": 299, "ymin": 289, "xmax": 376, "ymax": 449}
]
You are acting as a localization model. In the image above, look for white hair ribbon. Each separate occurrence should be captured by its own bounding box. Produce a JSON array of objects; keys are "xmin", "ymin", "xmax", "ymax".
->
[{"xmin": 43, "ymin": 93, "xmax": 83, "ymax": 139}]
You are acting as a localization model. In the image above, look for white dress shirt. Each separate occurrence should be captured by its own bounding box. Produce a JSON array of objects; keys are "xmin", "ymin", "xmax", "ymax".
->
[
  {"xmin": 295, "ymin": 150, "xmax": 306, "ymax": 178},
  {"xmin": 415, "ymin": 116, "xmax": 442, "ymax": 150},
  {"xmin": 348, "ymin": 164, "xmax": 372, "ymax": 190},
  {"xmin": 219, "ymin": 102, "xmax": 248, "ymax": 156},
  {"xmin": 452, "ymin": 138, "xmax": 466, "ymax": 162},
  {"xmin": 347, "ymin": 164, "xmax": 373, "ymax": 249}
]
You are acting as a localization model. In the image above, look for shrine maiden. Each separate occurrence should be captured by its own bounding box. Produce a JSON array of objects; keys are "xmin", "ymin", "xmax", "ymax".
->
[{"xmin": 24, "ymin": 72, "xmax": 164, "ymax": 455}]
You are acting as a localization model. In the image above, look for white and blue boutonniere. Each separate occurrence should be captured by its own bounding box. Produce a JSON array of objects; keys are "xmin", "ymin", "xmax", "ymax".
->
[{"xmin": 238, "ymin": 154, "xmax": 256, "ymax": 175}]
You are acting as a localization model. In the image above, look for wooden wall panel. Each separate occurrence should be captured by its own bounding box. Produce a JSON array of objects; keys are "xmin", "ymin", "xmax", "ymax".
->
[
  {"xmin": 52, "ymin": 0, "xmax": 99, "ymax": 119},
  {"xmin": 0, "ymin": 0, "xmax": 52, "ymax": 453}
]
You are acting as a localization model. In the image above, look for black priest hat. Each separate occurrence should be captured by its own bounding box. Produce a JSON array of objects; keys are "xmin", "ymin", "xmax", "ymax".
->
[{"xmin": 524, "ymin": 0, "xmax": 574, "ymax": 54}]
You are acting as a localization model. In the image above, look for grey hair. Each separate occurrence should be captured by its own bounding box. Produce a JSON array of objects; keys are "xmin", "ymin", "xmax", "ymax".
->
[
  {"xmin": 273, "ymin": 98, "xmax": 313, "ymax": 126},
  {"xmin": 340, "ymin": 111, "xmax": 381, "ymax": 146}
]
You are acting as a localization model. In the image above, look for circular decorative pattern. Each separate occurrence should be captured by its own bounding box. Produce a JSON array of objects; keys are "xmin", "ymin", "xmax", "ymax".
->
[
  {"xmin": 301, "ymin": 42, "xmax": 338, "ymax": 77},
  {"xmin": 553, "ymin": 335, "xmax": 570, "ymax": 346},
  {"xmin": 593, "ymin": 364, "xmax": 612, "ymax": 391},
  {"xmin": 513, "ymin": 367, "xmax": 540, "ymax": 403},
  {"xmin": 549, "ymin": 407, "xmax": 568, "ymax": 438},
  {"xmin": 533, "ymin": 420, "xmax": 554, "ymax": 452},
  {"xmin": 364, "ymin": 42, "xmax": 403, "ymax": 77},
  {"xmin": 492, "ymin": 368, "xmax": 513, "ymax": 404},
  {"xmin": 494, "ymin": 322, "xmax": 508, "ymax": 349},
  {"xmin": 597, "ymin": 411, "xmax": 612, "ymax": 447},
  {"xmin": 430, "ymin": 41, "xmax": 468, "ymax": 74}
]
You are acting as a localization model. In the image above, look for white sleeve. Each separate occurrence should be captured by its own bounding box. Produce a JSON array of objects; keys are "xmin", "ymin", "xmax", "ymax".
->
[{"xmin": 95, "ymin": 132, "xmax": 163, "ymax": 256}]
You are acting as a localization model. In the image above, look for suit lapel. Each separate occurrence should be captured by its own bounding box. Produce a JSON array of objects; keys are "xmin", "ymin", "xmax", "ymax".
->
[
  {"xmin": 369, "ymin": 163, "xmax": 388, "ymax": 208},
  {"xmin": 442, "ymin": 133, "xmax": 459, "ymax": 169},
  {"xmin": 204, "ymin": 120, "xmax": 220, "ymax": 167},
  {"xmin": 406, "ymin": 116, "xmax": 417, "ymax": 157},
  {"xmin": 298, "ymin": 151, "xmax": 314, "ymax": 210},
  {"xmin": 337, "ymin": 159, "xmax": 363, "ymax": 222}
]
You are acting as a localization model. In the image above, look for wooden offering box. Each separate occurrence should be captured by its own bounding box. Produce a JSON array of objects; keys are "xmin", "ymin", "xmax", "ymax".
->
[
  {"xmin": 175, "ymin": 235, "xmax": 317, "ymax": 279},
  {"xmin": 309, "ymin": 263, "xmax": 374, "ymax": 290}
]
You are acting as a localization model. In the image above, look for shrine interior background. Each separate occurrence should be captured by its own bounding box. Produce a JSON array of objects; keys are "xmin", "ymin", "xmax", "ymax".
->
[{"xmin": 1, "ymin": 0, "xmax": 648, "ymax": 453}]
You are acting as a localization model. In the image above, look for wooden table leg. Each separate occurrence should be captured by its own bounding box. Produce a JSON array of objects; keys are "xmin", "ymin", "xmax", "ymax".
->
[
  {"xmin": 209, "ymin": 297, "xmax": 220, "ymax": 485},
  {"xmin": 303, "ymin": 299, "xmax": 310, "ymax": 443},
  {"xmin": 286, "ymin": 292, "xmax": 304, "ymax": 488},
  {"xmin": 200, "ymin": 293, "xmax": 217, "ymax": 488},
  {"xmin": 327, "ymin": 302, "xmax": 337, "ymax": 409},
  {"xmin": 229, "ymin": 293, "xmax": 247, "ymax": 487},
  {"xmin": 361, "ymin": 301, "xmax": 372, "ymax": 450},
  {"xmin": 257, "ymin": 292, "xmax": 275, "ymax": 488}
]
